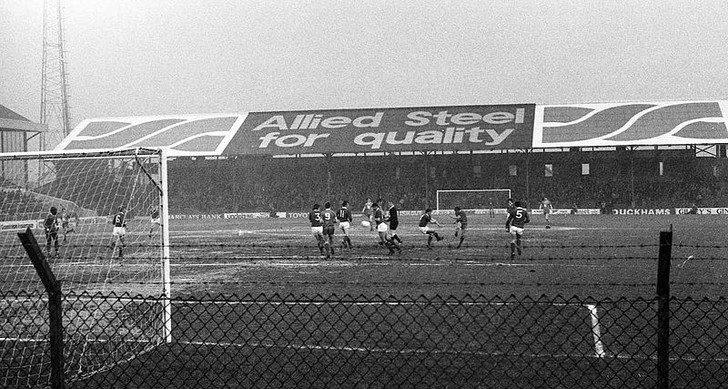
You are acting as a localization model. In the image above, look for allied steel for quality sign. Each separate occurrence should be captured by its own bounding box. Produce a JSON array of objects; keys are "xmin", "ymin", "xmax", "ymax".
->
[{"xmin": 225, "ymin": 104, "xmax": 536, "ymax": 155}]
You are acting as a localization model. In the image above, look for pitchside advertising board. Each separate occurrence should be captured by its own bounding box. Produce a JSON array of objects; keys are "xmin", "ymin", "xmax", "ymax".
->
[{"xmin": 224, "ymin": 105, "xmax": 536, "ymax": 154}]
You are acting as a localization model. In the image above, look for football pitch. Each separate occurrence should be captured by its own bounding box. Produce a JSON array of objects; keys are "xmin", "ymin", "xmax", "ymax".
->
[
  {"xmin": 7, "ymin": 212, "xmax": 728, "ymax": 388},
  {"xmin": 103, "ymin": 212, "xmax": 727, "ymax": 388},
  {"xmin": 165, "ymin": 212, "xmax": 728, "ymax": 300}
]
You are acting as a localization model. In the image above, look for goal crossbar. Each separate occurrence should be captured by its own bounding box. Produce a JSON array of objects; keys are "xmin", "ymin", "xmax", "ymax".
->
[{"xmin": 436, "ymin": 189, "xmax": 512, "ymax": 211}]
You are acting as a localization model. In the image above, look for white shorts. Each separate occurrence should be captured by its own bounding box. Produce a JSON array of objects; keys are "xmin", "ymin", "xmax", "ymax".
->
[
  {"xmin": 377, "ymin": 223, "xmax": 388, "ymax": 233},
  {"xmin": 311, "ymin": 226, "xmax": 323, "ymax": 235},
  {"xmin": 509, "ymin": 226, "xmax": 524, "ymax": 235},
  {"xmin": 418, "ymin": 226, "xmax": 430, "ymax": 234},
  {"xmin": 113, "ymin": 226, "xmax": 126, "ymax": 236},
  {"xmin": 339, "ymin": 222, "xmax": 350, "ymax": 230},
  {"xmin": 151, "ymin": 217, "xmax": 161, "ymax": 225}
]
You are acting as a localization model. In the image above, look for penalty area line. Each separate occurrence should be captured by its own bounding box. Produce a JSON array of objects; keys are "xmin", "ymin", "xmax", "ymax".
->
[{"xmin": 177, "ymin": 339, "xmax": 728, "ymax": 362}]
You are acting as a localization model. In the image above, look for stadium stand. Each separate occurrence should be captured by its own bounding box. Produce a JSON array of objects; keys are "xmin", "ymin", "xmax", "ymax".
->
[{"xmin": 165, "ymin": 148, "xmax": 728, "ymax": 214}]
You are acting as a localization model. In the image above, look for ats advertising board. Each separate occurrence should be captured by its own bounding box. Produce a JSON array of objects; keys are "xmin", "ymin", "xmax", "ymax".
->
[{"xmin": 225, "ymin": 104, "xmax": 535, "ymax": 155}]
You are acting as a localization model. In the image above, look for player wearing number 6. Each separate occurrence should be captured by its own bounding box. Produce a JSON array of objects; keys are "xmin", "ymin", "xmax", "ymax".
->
[
  {"xmin": 110, "ymin": 206, "xmax": 127, "ymax": 259},
  {"xmin": 505, "ymin": 201, "xmax": 530, "ymax": 260}
]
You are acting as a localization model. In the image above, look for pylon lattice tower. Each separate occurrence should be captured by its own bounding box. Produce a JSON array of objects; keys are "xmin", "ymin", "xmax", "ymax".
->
[{"xmin": 40, "ymin": 0, "xmax": 71, "ymax": 151}]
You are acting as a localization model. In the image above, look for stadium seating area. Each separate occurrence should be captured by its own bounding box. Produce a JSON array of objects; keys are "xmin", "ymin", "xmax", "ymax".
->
[
  {"xmin": 0, "ymin": 189, "xmax": 46, "ymax": 221},
  {"xmin": 0, "ymin": 148, "xmax": 726, "ymax": 219},
  {"xmin": 166, "ymin": 149, "xmax": 728, "ymax": 213}
]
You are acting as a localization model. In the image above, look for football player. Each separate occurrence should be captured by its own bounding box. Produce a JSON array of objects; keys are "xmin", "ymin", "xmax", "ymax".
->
[
  {"xmin": 321, "ymin": 202, "xmax": 337, "ymax": 258},
  {"xmin": 539, "ymin": 197, "xmax": 553, "ymax": 229},
  {"xmin": 110, "ymin": 205, "xmax": 127, "ymax": 259},
  {"xmin": 149, "ymin": 206, "xmax": 162, "ymax": 238},
  {"xmin": 336, "ymin": 201, "xmax": 353, "ymax": 249},
  {"xmin": 308, "ymin": 204, "xmax": 325, "ymax": 256},
  {"xmin": 44, "ymin": 206, "xmax": 60, "ymax": 258},
  {"xmin": 386, "ymin": 201, "xmax": 402, "ymax": 245},
  {"xmin": 505, "ymin": 201, "xmax": 530, "ymax": 260},
  {"xmin": 418, "ymin": 208, "xmax": 443, "ymax": 249},
  {"xmin": 60, "ymin": 207, "xmax": 75, "ymax": 242},
  {"xmin": 362, "ymin": 198, "xmax": 375, "ymax": 231},
  {"xmin": 452, "ymin": 206, "xmax": 468, "ymax": 249}
]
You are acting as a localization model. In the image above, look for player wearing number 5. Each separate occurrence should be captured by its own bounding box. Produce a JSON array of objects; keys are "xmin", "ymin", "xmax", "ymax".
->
[{"xmin": 505, "ymin": 201, "xmax": 530, "ymax": 260}]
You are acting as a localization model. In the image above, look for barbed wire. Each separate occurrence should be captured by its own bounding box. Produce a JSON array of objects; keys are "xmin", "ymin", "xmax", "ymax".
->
[{"xmin": 9, "ymin": 278, "xmax": 725, "ymax": 288}]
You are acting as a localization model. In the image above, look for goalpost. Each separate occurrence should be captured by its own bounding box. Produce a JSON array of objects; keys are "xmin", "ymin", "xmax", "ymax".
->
[
  {"xmin": 0, "ymin": 148, "xmax": 171, "ymax": 387},
  {"xmin": 436, "ymin": 189, "xmax": 512, "ymax": 212}
]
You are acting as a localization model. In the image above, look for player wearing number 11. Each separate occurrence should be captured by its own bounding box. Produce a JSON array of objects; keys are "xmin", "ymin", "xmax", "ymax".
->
[
  {"xmin": 336, "ymin": 201, "xmax": 354, "ymax": 249},
  {"xmin": 505, "ymin": 201, "xmax": 529, "ymax": 260}
]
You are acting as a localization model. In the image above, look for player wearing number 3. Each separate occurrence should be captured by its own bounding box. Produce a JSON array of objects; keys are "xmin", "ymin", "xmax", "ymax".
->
[
  {"xmin": 505, "ymin": 201, "xmax": 530, "ymax": 260},
  {"xmin": 308, "ymin": 204, "xmax": 325, "ymax": 256}
]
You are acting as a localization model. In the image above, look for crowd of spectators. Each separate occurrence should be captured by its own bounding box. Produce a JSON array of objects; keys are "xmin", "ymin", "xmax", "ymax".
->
[
  {"xmin": 164, "ymin": 150, "xmax": 728, "ymax": 214},
  {"xmin": 1, "ymin": 150, "xmax": 725, "ymax": 219},
  {"xmin": 0, "ymin": 189, "xmax": 46, "ymax": 221}
]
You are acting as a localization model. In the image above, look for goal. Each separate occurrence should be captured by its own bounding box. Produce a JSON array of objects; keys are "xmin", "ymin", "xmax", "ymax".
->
[
  {"xmin": 0, "ymin": 148, "xmax": 171, "ymax": 386},
  {"xmin": 436, "ymin": 189, "xmax": 512, "ymax": 212}
]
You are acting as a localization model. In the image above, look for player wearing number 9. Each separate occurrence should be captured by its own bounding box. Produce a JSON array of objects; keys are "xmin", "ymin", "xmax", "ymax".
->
[{"xmin": 505, "ymin": 201, "xmax": 530, "ymax": 260}]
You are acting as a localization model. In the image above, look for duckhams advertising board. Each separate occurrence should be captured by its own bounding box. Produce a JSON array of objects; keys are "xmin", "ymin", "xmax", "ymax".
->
[{"xmin": 224, "ymin": 104, "xmax": 535, "ymax": 155}]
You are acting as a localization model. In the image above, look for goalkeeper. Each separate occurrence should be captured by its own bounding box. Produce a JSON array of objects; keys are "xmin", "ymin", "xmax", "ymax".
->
[
  {"xmin": 43, "ymin": 206, "xmax": 60, "ymax": 258},
  {"xmin": 148, "ymin": 205, "xmax": 162, "ymax": 238}
]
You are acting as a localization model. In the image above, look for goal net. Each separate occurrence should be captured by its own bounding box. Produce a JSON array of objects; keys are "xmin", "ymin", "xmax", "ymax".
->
[
  {"xmin": 436, "ymin": 189, "xmax": 512, "ymax": 212},
  {"xmin": 0, "ymin": 149, "xmax": 171, "ymax": 387}
]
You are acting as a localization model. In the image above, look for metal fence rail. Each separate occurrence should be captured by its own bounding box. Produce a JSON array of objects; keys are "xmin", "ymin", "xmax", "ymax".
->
[{"xmin": 2, "ymin": 292, "xmax": 728, "ymax": 388}]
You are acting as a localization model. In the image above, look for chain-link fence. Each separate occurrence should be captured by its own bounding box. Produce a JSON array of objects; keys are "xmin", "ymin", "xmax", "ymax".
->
[{"xmin": 2, "ymin": 291, "xmax": 727, "ymax": 388}]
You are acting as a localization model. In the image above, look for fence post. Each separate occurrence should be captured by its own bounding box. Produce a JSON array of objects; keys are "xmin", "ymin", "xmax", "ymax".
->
[
  {"xmin": 656, "ymin": 228, "xmax": 672, "ymax": 389},
  {"xmin": 17, "ymin": 228, "xmax": 64, "ymax": 389}
]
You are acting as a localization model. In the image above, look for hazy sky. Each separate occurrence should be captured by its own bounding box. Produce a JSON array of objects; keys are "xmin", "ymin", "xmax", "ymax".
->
[{"xmin": 2, "ymin": 0, "xmax": 728, "ymax": 128}]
